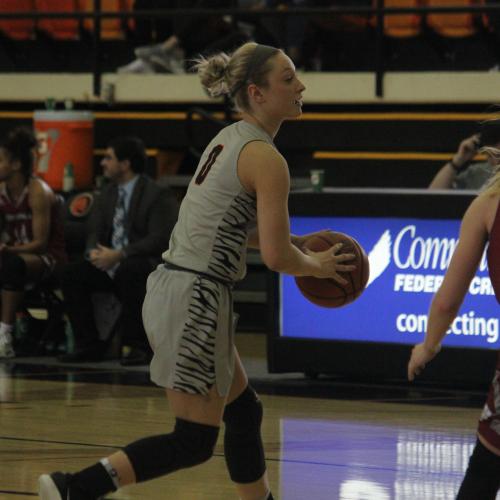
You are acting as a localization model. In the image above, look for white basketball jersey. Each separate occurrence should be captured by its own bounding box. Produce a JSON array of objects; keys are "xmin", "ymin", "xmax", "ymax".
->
[{"xmin": 163, "ymin": 120, "xmax": 274, "ymax": 283}]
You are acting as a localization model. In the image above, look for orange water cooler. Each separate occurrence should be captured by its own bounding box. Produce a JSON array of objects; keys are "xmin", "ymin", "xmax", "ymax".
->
[{"xmin": 34, "ymin": 110, "xmax": 94, "ymax": 191}]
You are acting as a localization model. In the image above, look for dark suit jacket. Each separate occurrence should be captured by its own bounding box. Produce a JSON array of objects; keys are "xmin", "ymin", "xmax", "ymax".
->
[{"xmin": 86, "ymin": 175, "xmax": 178, "ymax": 265}]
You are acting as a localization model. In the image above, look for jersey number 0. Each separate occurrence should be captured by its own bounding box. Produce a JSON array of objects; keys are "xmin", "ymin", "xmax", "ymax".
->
[{"xmin": 195, "ymin": 144, "xmax": 224, "ymax": 185}]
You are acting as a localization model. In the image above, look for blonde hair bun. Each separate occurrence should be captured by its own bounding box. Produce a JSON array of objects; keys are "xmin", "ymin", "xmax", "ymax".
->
[{"xmin": 194, "ymin": 53, "xmax": 231, "ymax": 98}]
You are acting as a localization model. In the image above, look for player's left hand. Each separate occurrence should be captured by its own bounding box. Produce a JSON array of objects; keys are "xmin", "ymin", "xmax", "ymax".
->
[
  {"xmin": 90, "ymin": 244, "xmax": 123, "ymax": 271},
  {"xmin": 407, "ymin": 342, "xmax": 441, "ymax": 381}
]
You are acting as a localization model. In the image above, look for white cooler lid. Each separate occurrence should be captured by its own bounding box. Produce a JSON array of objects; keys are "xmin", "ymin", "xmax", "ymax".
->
[{"xmin": 33, "ymin": 110, "xmax": 94, "ymax": 121}]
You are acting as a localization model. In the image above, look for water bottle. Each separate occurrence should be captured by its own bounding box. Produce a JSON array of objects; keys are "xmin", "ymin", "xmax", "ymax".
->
[
  {"xmin": 45, "ymin": 97, "xmax": 56, "ymax": 110},
  {"xmin": 63, "ymin": 162, "xmax": 75, "ymax": 192},
  {"xmin": 15, "ymin": 313, "xmax": 30, "ymax": 342}
]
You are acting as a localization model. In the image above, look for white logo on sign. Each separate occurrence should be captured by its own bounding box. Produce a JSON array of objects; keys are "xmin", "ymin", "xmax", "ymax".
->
[{"xmin": 366, "ymin": 229, "xmax": 391, "ymax": 288}]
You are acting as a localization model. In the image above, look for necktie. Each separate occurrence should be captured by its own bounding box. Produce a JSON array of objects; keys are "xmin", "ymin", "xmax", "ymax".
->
[{"xmin": 111, "ymin": 187, "xmax": 127, "ymax": 250}]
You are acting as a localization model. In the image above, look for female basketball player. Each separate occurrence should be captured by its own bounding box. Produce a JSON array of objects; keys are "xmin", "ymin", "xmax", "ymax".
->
[
  {"xmin": 408, "ymin": 153, "xmax": 500, "ymax": 499},
  {"xmin": 39, "ymin": 42, "xmax": 355, "ymax": 500},
  {"xmin": 0, "ymin": 127, "xmax": 66, "ymax": 359}
]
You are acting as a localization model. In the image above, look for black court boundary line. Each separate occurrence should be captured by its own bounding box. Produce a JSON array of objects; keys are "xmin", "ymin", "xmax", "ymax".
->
[
  {"xmin": 0, "ymin": 435, "xmax": 122, "ymax": 450},
  {"xmin": 0, "ymin": 490, "xmax": 36, "ymax": 497},
  {"xmin": 0, "ymin": 489, "xmax": 125, "ymax": 499}
]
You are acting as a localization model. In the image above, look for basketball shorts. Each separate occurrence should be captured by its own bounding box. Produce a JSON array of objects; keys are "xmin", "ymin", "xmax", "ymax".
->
[
  {"xmin": 142, "ymin": 265, "xmax": 236, "ymax": 397},
  {"xmin": 477, "ymin": 352, "xmax": 500, "ymax": 450}
]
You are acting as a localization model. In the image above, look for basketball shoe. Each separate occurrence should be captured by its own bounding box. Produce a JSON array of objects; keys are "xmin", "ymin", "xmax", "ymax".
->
[
  {"xmin": 0, "ymin": 338, "xmax": 14, "ymax": 358},
  {"xmin": 38, "ymin": 473, "xmax": 99, "ymax": 500}
]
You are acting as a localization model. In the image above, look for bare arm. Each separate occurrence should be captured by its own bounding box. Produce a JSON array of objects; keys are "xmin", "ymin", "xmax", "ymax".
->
[
  {"xmin": 428, "ymin": 162, "xmax": 459, "ymax": 190},
  {"xmin": 247, "ymin": 226, "xmax": 260, "ymax": 249},
  {"xmin": 246, "ymin": 227, "xmax": 320, "ymax": 250},
  {"xmin": 8, "ymin": 180, "xmax": 51, "ymax": 254},
  {"xmin": 428, "ymin": 134, "xmax": 480, "ymax": 190},
  {"xmin": 408, "ymin": 194, "xmax": 490, "ymax": 380},
  {"xmin": 239, "ymin": 141, "xmax": 354, "ymax": 280}
]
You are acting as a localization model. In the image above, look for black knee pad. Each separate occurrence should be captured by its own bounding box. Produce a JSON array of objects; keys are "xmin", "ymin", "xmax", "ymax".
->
[
  {"xmin": 223, "ymin": 385, "xmax": 266, "ymax": 483},
  {"xmin": 124, "ymin": 418, "xmax": 219, "ymax": 483},
  {"xmin": 1, "ymin": 253, "xmax": 26, "ymax": 291}
]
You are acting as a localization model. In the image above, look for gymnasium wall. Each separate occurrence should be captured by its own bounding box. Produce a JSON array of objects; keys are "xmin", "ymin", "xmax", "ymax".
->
[{"xmin": 0, "ymin": 71, "xmax": 498, "ymax": 188}]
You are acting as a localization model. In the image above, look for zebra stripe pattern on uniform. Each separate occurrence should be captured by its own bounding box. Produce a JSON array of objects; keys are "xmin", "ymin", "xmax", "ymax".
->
[
  {"xmin": 173, "ymin": 277, "xmax": 221, "ymax": 394},
  {"xmin": 208, "ymin": 190, "xmax": 257, "ymax": 282}
]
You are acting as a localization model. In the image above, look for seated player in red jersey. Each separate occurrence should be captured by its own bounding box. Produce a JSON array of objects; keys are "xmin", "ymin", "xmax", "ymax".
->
[{"xmin": 0, "ymin": 127, "xmax": 66, "ymax": 358}]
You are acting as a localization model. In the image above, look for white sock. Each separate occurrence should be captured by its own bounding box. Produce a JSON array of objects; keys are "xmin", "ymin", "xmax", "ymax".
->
[
  {"xmin": 100, "ymin": 458, "xmax": 120, "ymax": 490},
  {"xmin": 0, "ymin": 323, "xmax": 13, "ymax": 344}
]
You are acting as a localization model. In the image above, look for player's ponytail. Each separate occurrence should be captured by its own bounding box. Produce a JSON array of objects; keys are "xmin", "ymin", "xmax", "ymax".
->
[{"xmin": 194, "ymin": 52, "xmax": 231, "ymax": 98}]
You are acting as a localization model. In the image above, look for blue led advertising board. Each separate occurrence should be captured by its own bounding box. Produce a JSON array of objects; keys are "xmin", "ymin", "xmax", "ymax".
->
[{"xmin": 280, "ymin": 217, "xmax": 499, "ymax": 350}]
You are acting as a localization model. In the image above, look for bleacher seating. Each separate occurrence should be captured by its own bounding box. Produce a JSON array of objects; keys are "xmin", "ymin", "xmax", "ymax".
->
[
  {"xmin": 35, "ymin": 0, "xmax": 80, "ymax": 40},
  {"xmin": 381, "ymin": 0, "xmax": 424, "ymax": 39},
  {"xmin": 426, "ymin": 0, "xmax": 481, "ymax": 38},
  {"xmin": 78, "ymin": 0, "xmax": 133, "ymax": 40},
  {"xmin": 0, "ymin": 0, "xmax": 35, "ymax": 40},
  {"xmin": 0, "ymin": 1, "xmax": 497, "ymax": 72}
]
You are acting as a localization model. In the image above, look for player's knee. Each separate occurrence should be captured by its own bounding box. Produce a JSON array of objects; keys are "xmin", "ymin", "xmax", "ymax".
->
[
  {"xmin": 224, "ymin": 385, "xmax": 263, "ymax": 433},
  {"xmin": 0, "ymin": 253, "xmax": 26, "ymax": 291},
  {"xmin": 123, "ymin": 418, "xmax": 219, "ymax": 483},
  {"xmin": 466, "ymin": 439, "xmax": 500, "ymax": 476},
  {"xmin": 175, "ymin": 418, "xmax": 219, "ymax": 466},
  {"xmin": 223, "ymin": 385, "xmax": 266, "ymax": 483},
  {"xmin": 457, "ymin": 439, "xmax": 500, "ymax": 499}
]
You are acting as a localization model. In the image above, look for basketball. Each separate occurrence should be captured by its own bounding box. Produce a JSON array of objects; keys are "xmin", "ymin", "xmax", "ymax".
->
[{"xmin": 295, "ymin": 231, "xmax": 370, "ymax": 308}]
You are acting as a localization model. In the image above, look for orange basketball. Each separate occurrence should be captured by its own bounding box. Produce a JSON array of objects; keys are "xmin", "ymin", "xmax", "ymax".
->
[{"xmin": 295, "ymin": 231, "xmax": 370, "ymax": 308}]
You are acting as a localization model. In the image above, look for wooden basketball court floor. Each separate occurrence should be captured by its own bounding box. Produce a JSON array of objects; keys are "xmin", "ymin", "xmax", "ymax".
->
[{"xmin": 1, "ymin": 334, "xmax": 498, "ymax": 500}]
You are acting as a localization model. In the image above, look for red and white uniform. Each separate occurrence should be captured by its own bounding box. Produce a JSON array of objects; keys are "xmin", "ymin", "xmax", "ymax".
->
[
  {"xmin": 0, "ymin": 182, "xmax": 66, "ymax": 270},
  {"xmin": 478, "ymin": 197, "xmax": 500, "ymax": 450}
]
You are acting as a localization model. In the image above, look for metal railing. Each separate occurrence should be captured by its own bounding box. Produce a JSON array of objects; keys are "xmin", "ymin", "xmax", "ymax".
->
[
  {"xmin": 186, "ymin": 105, "xmax": 230, "ymax": 158},
  {"xmin": 2, "ymin": 2, "xmax": 500, "ymax": 97}
]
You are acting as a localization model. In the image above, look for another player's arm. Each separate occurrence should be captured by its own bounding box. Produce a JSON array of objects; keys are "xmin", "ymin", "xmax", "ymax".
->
[
  {"xmin": 7, "ymin": 180, "xmax": 51, "ymax": 254},
  {"xmin": 428, "ymin": 134, "xmax": 480, "ymax": 190},
  {"xmin": 239, "ymin": 141, "xmax": 354, "ymax": 280},
  {"xmin": 408, "ymin": 195, "xmax": 489, "ymax": 381}
]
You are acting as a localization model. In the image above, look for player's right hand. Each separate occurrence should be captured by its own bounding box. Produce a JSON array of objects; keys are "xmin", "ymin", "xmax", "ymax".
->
[
  {"xmin": 407, "ymin": 342, "xmax": 441, "ymax": 381},
  {"xmin": 305, "ymin": 243, "xmax": 356, "ymax": 284},
  {"xmin": 453, "ymin": 134, "xmax": 481, "ymax": 168}
]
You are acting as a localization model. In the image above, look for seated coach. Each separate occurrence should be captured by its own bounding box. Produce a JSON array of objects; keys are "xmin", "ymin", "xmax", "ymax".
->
[{"xmin": 60, "ymin": 136, "xmax": 178, "ymax": 365}]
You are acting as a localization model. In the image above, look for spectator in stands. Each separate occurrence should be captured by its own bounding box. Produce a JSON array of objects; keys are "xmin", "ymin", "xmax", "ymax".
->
[
  {"xmin": 120, "ymin": 0, "xmax": 248, "ymax": 74},
  {"xmin": 429, "ymin": 120, "xmax": 500, "ymax": 190},
  {"xmin": 261, "ymin": 0, "xmax": 312, "ymax": 68},
  {"xmin": 120, "ymin": 0, "xmax": 276, "ymax": 74},
  {"xmin": 60, "ymin": 136, "xmax": 178, "ymax": 366},
  {"xmin": 0, "ymin": 127, "xmax": 66, "ymax": 359},
  {"xmin": 132, "ymin": 0, "xmax": 175, "ymax": 48}
]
